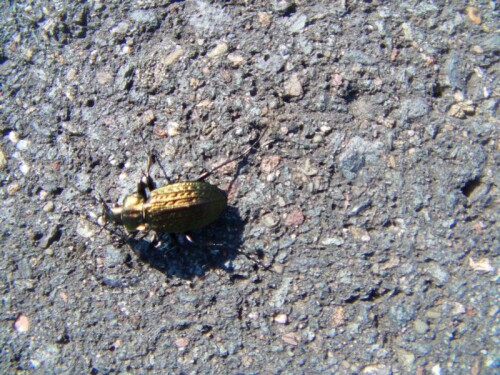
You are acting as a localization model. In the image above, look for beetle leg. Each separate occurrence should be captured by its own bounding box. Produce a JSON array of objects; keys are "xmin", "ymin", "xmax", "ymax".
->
[
  {"xmin": 137, "ymin": 155, "xmax": 156, "ymax": 197},
  {"xmin": 150, "ymin": 232, "xmax": 179, "ymax": 253},
  {"xmin": 137, "ymin": 180, "xmax": 148, "ymax": 200},
  {"xmin": 135, "ymin": 224, "xmax": 149, "ymax": 231},
  {"xmin": 184, "ymin": 232, "xmax": 195, "ymax": 243},
  {"xmin": 150, "ymin": 232, "xmax": 159, "ymax": 246},
  {"xmin": 196, "ymin": 127, "xmax": 270, "ymax": 181},
  {"xmin": 96, "ymin": 193, "xmax": 111, "ymax": 224},
  {"xmin": 145, "ymin": 154, "xmax": 156, "ymax": 191},
  {"xmin": 235, "ymin": 248, "xmax": 274, "ymax": 271}
]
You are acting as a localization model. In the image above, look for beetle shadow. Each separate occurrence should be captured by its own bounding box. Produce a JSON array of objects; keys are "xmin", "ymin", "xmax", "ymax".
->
[{"xmin": 126, "ymin": 205, "xmax": 245, "ymax": 279}]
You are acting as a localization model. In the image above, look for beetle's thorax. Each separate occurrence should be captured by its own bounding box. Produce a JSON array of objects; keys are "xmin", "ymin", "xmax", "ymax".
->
[{"xmin": 109, "ymin": 193, "xmax": 148, "ymax": 232}]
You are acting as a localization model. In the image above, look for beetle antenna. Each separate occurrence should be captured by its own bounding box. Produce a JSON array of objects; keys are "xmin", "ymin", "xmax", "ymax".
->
[
  {"xmin": 142, "ymin": 151, "xmax": 171, "ymax": 186},
  {"xmin": 95, "ymin": 192, "xmax": 111, "ymax": 224}
]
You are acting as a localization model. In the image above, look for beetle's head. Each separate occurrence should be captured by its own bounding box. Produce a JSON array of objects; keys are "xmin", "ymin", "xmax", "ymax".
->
[{"xmin": 98, "ymin": 193, "xmax": 146, "ymax": 232}]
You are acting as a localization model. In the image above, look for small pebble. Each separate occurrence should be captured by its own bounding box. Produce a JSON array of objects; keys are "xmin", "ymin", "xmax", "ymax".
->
[
  {"xmin": 471, "ymin": 45, "xmax": 483, "ymax": 54},
  {"xmin": 7, "ymin": 182, "xmax": 21, "ymax": 195},
  {"xmin": 16, "ymin": 139, "xmax": 31, "ymax": 151},
  {"xmin": 413, "ymin": 319, "xmax": 429, "ymax": 334},
  {"xmin": 261, "ymin": 156, "xmax": 281, "ymax": 173},
  {"xmin": 257, "ymin": 12, "xmax": 272, "ymax": 26},
  {"xmin": 453, "ymin": 91, "xmax": 465, "ymax": 102},
  {"xmin": 105, "ymin": 246, "xmax": 127, "ymax": 267},
  {"xmin": 110, "ymin": 21, "xmax": 130, "ymax": 36},
  {"xmin": 451, "ymin": 302, "xmax": 466, "ymax": 315},
  {"xmin": 59, "ymin": 292, "xmax": 68, "ymax": 303},
  {"xmin": 312, "ymin": 134, "xmax": 323, "ymax": 144},
  {"xmin": 466, "ymin": 7, "xmax": 481, "ymax": 25},
  {"xmin": 288, "ymin": 13, "xmax": 307, "ymax": 34},
  {"xmin": 0, "ymin": 148, "xmax": 7, "ymax": 169},
  {"xmin": 282, "ymin": 332, "xmax": 299, "ymax": 346},
  {"xmin": 175, "ymin": 337, "xmax": 190, "ymax": 350},
  {"xmin": 272, "ymin": 264, "xmax": 284, "ymax": 274},
  {"xmin": 166, "ymin": 121, "xmax": 181, "ymax": 137},
  {"xmin": 321, "ymin": 237, "xmax": 344, "ymax": 246},
  {"xmin": 447, "ymin": 101, "xmax": 475, "ymax": 118},
  {"xmin": 424, "ymin": 309, "xmax": 441, "ymax": 320},
  {"xmin": 76, "ymin": 221, "xmax": 95, "ymax": 238},
  {"xmin": 284, "ymin": 209, "xmax": 305, "ymax": 227},
  {"xmin": 274, "ymin": 313, "xmax": 288, "ymax": 324},
  {"xmin": 262, "ymin": 213, "xmax": 279, "ymax": 228},
  {"xmin": 207, "ymin": 42, "xmax": 228, "ymax": 59},
  {"xmin": 227, "ymin": 53, "xmax": 244, "ymax": 66},
  {"xmin": 248, "ymin": 311, "xmax": 259, "ymax": 320},
  {"xmin": 320, "ymin": 125, "xmax": 332, "ymax": 134},
  {"xmin": 362, "ymin": 365, "xmax": 390, "ymax": 374},
  {"xmin": 331, "ymin": 307, "xmax": 346, "ymax": 327},
  {"xmin": 469, "ymin": 257, "xmax": 494, "ymax": 272},
  {"xmin": 142, "ymin": 110, "xmax": 156, "ymax": 126},
  {"xmin": 284, "ymin": 73, "xmax": 303, "ymax": 97},
  {"xmin": 122, "ymin": 45, "xmax": 132, "ymax": 54},
  {"xmin": 8, "ymin": 131, "xmax": 20, "ymax": 144},
  {"xmin": 274, "ymin": 0, "xmax": 294, "ymax": 14},
  {"xmin": 431, "ymin": 364, "xmax": 442, "ymax": 375},
  {"xmin": 43, "ymin": 201, "xmax": 55, "ymax": 212},
  {"xmin": 66, "ymin": 67, "xmax": 77, "ymax": 81},
  {"xmin": 20, "ymin": 162, "xmax": 30, "ymax": 175},
  {"xmin": 163, "ymin": 47, "xmax": 184, "ymax": 66},
  {"xmin": 398, "ymin": 349, "xmax": 415, "ymax": 367},
  {"xmin": 277, "ymin": 196, "xmax": 286, "ymax": 207},
  {"xmin": 14, "ymin": 314, "xmax": 29, "ymax": 333},
  {"xmin": 266, "ymin": 173, "xmax": 276, "ymax": 182}
]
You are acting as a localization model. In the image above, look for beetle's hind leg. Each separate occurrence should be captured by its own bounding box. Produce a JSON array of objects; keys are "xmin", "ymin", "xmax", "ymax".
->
[
  {"xmin": 147, "ymin": 232, "xmax": 179, "ymax": 253},
  {"xmin": 184, "ymin": 232, "xmax": 195, "ymax": 244}
]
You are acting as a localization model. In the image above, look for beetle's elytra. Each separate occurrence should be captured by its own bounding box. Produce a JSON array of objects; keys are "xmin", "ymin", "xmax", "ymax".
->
[{"xmin": 106, "ymin": 181, "xmax": 227, "ymax": 234}]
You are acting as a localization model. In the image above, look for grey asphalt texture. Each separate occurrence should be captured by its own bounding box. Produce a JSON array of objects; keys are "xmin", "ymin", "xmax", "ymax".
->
[{"xmin": 1, "ymin": 1, "xmax": 499, "ymax": 374}]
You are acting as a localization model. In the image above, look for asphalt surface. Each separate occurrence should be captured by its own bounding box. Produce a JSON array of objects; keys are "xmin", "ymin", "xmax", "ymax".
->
[{"xmin": 0, "ymin": 1, "xmax": 498, "ymax": 374}]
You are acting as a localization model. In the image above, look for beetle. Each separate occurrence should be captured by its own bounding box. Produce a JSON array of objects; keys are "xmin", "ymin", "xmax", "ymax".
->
[
  {"xmin": 104, "ymin": 172, "xmax": 228, "ymax": 234},
  {"xmin": 101, "ymin": 130, "xmax": 267, "ymax": 235}
]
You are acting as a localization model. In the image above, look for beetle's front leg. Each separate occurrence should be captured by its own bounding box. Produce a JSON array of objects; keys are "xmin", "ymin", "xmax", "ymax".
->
[
  {"xmin": 137, "ymin": 180, "xmax": 148, "ymax": 200},
  {"xmin": 137, "ymin": 155, "xmax": 157, "ymax": 198},
  {"xmin": 145, "ymin": 155, "xmax": 156, "ymax": 191}
]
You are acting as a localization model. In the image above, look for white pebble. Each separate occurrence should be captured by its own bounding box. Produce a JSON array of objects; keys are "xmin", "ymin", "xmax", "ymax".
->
[
  {"xmin": 274, "ymin": 313, "xmax": 288, "ymax": 324},
  {"xmin": 8, "ymin": 131, "xmax": 19, "ymax": 144},
  {"xmin": 20, "ymin": 162, "xmax": 30, "ymax": 175}
]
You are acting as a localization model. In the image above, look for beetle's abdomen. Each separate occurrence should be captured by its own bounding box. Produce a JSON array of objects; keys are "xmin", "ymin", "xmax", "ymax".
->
[{"xmin": 144, "ymin": 181, "xmax": 227, "ymax": 233}]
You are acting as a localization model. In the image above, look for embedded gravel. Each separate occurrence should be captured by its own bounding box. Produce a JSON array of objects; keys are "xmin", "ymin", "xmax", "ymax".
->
[{"xmin": 0, "ymin": 1, "xmax": 498, "ymax": 374}]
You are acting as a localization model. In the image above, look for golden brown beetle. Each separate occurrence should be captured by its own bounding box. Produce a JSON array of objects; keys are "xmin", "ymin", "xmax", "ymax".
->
[
  {"xmin": 102, "ymin": 130, "xmax": 267, "ymax": 235},
  {"xmin": 105, "ymin": 178, "xmax": 227, "ymax": 233}
]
